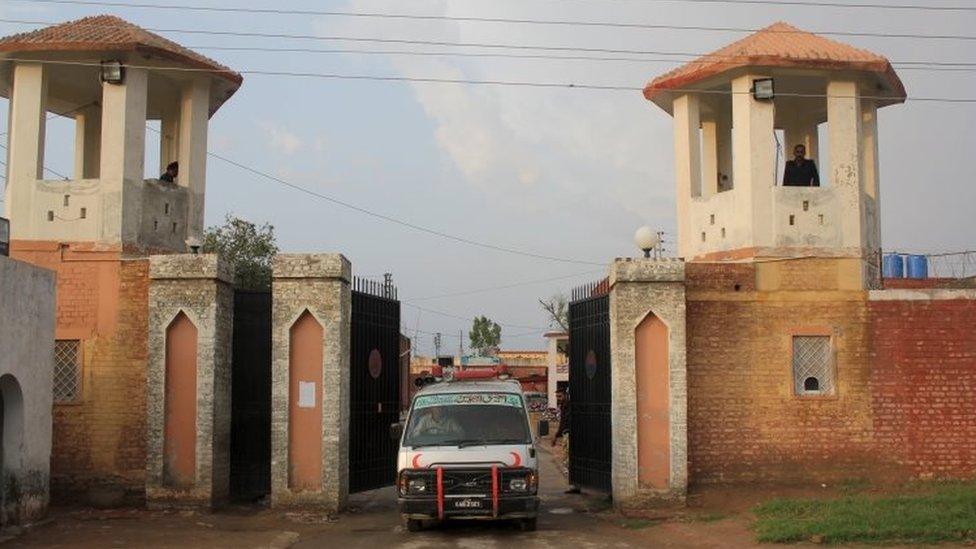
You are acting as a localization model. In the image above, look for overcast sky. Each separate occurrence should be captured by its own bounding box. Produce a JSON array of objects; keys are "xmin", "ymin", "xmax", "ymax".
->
[{"xmin": 2, "ymin": 0, "xmax": 974, "ymax": 354}]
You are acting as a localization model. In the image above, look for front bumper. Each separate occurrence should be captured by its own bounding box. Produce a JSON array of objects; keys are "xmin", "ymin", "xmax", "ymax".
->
[{"xmin": 399, "ymin": 494, "xmax": 539, "ymax": 520}]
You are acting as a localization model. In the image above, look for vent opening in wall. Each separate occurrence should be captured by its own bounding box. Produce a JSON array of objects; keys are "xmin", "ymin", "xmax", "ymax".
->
[
  {"xmin": 701, "ymin": 232, "xmax": 706, "ymax": 242},
  {"xmin": 721, "ymin": 227, "xmax": 726, "ymax": 238},
  {"xmin": 792, "ymin": 335, "xmax": 834, "ymax": 396},
  {"xmin": 789, "ymin": 214, "xmax": 795, "ymax": 226},
  {"xmin": 164, "ymin": 203, "xmax": 170, "ymax": 215},
  {"xmin": 802, "ymin": 200, "xmax": 809, "ymax": 212},
  {"xmin": 172, "ymin": 222, "xmax": 178, "ymax": 233},
  {"xmin": 80, "ymin": 207, "xmax": 87, "ymax": 219},
  {"xmin": 63, "ymin": 195, "xmax": 70, "ymax": 207},
  {"xmin": 818, "ymin": 214, "xmax": 825, "ymax": 225},
  {"xmin": 709, "ymin": 214, "xmax": 715, "ymax": 225},
  {"xmin": 47, "ymin": 211, "xmax": 54, "ymax": 222},
  {"xmin": 153, "ymin": 219, "xmax": 158, "ymax": 231}
]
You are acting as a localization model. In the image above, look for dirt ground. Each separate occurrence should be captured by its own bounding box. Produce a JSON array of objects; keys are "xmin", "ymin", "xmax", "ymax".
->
[{"xmin": 3, "ymin": 441, "xmax": 970, "ymax": 548}]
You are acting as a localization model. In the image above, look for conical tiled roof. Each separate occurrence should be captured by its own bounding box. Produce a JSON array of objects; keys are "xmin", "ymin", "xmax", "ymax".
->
[
  {"xmin": 0, "ymin": 15, "xmax": 241, "ymax": 87},
  {"xmin": 644, "ymin": 22, "xmax": 904, "ymax": 104}
]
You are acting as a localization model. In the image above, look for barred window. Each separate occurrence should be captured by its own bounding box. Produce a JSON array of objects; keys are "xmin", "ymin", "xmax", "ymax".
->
[
  {"xmin": 792, "ymin": 336, "xmax": 833, "ymax": 396},
  {"xmin": 54, "ymin": 340, "xmax": 81, "ymax": 403}
]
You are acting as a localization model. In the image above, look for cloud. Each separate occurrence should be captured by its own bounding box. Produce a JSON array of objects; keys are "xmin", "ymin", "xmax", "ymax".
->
[{"xmin": 262, "ymin": 122, "xmax": 304, "ymax": 156}]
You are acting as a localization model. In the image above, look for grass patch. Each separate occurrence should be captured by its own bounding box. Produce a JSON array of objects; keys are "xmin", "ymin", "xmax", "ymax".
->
[
  {"xmin": 753, "ymin": 483, "xmax": 976, "ymax": 544},
  {"xmin": 694, "ymin": 512, "xmax": 729, "ymax": 523},
  {"xmin": 617, "ymin": 518, "xmax": 661, "ymax": 530}
]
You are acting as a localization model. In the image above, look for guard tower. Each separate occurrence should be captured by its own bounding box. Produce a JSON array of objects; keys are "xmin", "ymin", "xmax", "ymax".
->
[
  {"xmin": 0, "ymin": 15, "xmax": 241, "ymax": 252},
  {"xmin": 645, "ymin": 23, "xmax": 905, "ymax": 288}
]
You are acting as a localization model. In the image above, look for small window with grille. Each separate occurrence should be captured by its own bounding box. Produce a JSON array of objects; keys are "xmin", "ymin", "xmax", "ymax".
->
[
  {"xmin": 792, "ymin": 335, "xmax": 833, "ymax": 396},
  {"xmin": 54, "ymin": 340, "xmax": 82, "ymax": 403}
]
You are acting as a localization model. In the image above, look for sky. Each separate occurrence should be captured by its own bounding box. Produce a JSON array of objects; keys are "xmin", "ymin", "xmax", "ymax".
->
[{"xmin": 1, "ymin": 0, "xmax": 974, "ymax": 354}]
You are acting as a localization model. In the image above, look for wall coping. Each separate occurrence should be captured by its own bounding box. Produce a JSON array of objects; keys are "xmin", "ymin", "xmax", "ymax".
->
[
  {"xmin": 868, "ymin": 288, "xmax": 976, "ymax": 301},
  {"xmin": 272, "ymin": 253, "xmax": 350, "ymax": 282},
  {"xmin": 149, "ymin": 253, "xmax": 234, "ymax": 283},
  {"xmin": 610, "ymin": 258, "xmax": 685, "ymax": 284}
]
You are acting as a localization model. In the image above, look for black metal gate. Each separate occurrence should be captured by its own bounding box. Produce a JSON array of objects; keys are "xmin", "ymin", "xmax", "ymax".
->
[
  {"xmin": 568, "ymin": 279, "xmax": 612, "ymax": 493},
  {"xmin": 230, "ymin": 290, "xmax": 272, "ymax": 501},
  {"xmin": 349, "ymin": 276, "xmax": 401, "ymax": 493}
]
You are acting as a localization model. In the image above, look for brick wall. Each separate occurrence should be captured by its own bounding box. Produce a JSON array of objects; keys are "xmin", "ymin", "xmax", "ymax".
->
[
  {"xmin": 686, "ymin": 261, "xmax": 976, "ymax": 486},
  {"xmin": 13, "ymin": 242, "xmax": 149, "ymax": 502},
  {"xmin": 869, "ymin": 297, "xmax": 976, "ymax": 479}
]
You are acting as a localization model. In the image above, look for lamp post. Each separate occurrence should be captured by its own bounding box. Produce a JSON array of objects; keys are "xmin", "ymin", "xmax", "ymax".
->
[{"xmin": 634, "ymin": 226, "xmax": 661, "ymax": 259}]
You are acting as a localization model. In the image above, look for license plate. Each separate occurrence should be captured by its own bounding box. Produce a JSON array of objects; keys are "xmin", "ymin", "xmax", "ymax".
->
[{"xmin": 453, "ymin": 498, "xmax": 483, "ymax": 509}]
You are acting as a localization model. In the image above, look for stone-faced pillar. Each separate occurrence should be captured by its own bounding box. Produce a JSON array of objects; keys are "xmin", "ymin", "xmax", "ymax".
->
[
  {"xmin": 147, "ymin": 254, "xmax": 234, "ymax": 509},
  {"xmin": 271, "ymin": 254, "xmax": 351, "ymax": 511},
  {"xmin": 608, "ymin": 258, "xmax": 686, "ymax": 507}
]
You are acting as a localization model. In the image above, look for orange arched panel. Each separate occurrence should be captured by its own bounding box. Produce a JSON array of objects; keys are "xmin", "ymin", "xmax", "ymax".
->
[
  {"xmin": 164, "ymin": 312, "xmax": 197, "ymax": 488},
  {"xmin": 288, "ymin": 311, "xmax": 323, "ymax": 491},
  {"xmin": 635, "ymin": 313, "xmax": 670, "ymax": 490}
]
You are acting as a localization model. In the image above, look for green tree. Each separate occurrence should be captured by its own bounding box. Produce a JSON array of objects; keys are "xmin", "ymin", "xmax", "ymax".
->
[
  {"xmin": 469, "ymin": 316, "xmax": 501, "ymax": 356},
  {"xmin": 202, "ymin": 214, "xmax": 278, "ymax": 290}
]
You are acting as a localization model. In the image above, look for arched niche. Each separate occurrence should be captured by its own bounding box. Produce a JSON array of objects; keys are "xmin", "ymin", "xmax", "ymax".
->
[
  {"xmin": 634, "ymin": 312, "xmax": 670, "ymax": 490},
  {"xmin": 164, "ymin": 311, "xmax": 197, "ymax": 488},
  {"xmin": 288, "ymin": 310, "xmax": 323, "ymax": 491}
]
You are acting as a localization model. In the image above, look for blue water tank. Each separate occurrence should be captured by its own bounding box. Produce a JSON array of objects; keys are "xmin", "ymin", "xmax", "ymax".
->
[
  {"xmin": 906, "ymin": 254, "xmax": 929, "ymax": 279},
  {"xmin": 882, "ymin": 254, "xmax": 904, "ymax": 279}
]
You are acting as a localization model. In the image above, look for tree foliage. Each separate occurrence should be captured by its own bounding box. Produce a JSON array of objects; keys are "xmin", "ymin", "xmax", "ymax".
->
[
  {"xmin": 202, "ymin": 214, "xmax": 279, "ymax": 290},
  {"xmin": 469, "ymin": 316, "xmax": 501, "ymax": 356},
  {"xmin": 539, "ymin": 293, "xmax": 569, "ymax": 332}
]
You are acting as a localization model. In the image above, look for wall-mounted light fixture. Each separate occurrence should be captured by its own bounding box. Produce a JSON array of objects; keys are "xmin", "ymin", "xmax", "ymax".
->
[
  {"xmin": 752, "ymin": 78, "xmax": 775, "ymax": 101},
  {"xmin": 0, "ymin": 216, "xmax": 10, "ymax": 257},
  {"xmin": 100, "ymin": 60, "xmax": 125, "ymax": 84}
]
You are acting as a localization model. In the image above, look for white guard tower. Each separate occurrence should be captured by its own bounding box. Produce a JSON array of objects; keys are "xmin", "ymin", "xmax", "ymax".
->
[
  {"xmin": 0, "ymin": 16, "xmax": 241, "ymax": 253},
  {"xmin": 644, "ymin": 23, "xmax": 905, "ymax": 288}
]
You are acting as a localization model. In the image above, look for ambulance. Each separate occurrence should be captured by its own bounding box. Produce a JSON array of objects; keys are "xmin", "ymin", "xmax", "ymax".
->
[{"xmin": 391, "ymin": 365, "xmax": 540, "ymax": 532}]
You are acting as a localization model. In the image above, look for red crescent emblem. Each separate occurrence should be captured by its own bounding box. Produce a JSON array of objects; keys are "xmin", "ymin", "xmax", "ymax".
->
[
  {"xmin": 510, "ymin": 451, "xmax": 522, "ymax": 467},
  {"xmin": 412, "ymin": 454, "xmax": 423, "ymax": 468}
]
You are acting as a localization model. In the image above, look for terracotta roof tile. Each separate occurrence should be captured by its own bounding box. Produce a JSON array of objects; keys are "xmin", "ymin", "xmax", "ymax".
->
[
  {"xmin": 0, "ymin": 15, "xmax": 241, "ymax": 86},
  {"xmin": 644, "ymin": 22, "xmax": 905, "ymax": 103}
]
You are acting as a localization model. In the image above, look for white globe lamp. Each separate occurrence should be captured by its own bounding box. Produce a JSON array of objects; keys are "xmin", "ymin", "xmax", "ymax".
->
[{"xmin": 634, "ymin": 226, "xmax": 661, "ymax": 258}]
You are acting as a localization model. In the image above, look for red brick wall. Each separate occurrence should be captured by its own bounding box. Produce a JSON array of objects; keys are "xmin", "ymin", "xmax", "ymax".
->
[
  {"xmin": 686, "ymin": 261, "xmax": 976, "ymax": 486},
  {"xmin": 870, "ymin": 298, "xmax": 976, "ymax": 480},
  {"xmin": 13, "ymin": 242, "xmax": 149, "ymax": 502}
]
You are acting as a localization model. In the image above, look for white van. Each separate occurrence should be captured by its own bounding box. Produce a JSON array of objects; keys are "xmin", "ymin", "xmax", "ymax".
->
[{"xmin": 392, "ymin": 374, "xmax": 540, "ymax": 532}]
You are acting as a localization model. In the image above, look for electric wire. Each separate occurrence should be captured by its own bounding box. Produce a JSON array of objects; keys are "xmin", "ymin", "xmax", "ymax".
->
[
  {"xmin": 7, "ymin": 1, "xmax": 976, "ymax": 40},
  {"xmin": 2, "ymin": 18, "xmax": 975, "ymax": 70},
  {"xmin": 5, "ymin": 58, "xmax": 976, "ymax": 103}
]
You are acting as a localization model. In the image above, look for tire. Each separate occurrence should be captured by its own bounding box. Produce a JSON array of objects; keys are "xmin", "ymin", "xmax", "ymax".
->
[
  {"xmin": 406, "ymin": 519, "xmax": 424, "ymax": 532},
  {"xmin": 518, "ymin": 518, "xmax": 537, "ymax": 532}
]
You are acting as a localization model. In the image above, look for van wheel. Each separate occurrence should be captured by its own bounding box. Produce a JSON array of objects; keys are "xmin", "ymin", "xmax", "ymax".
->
[
  {"xmin": 518, "ymin": 518, "xmax": 537, "ymax": 532},
  {"xmin": 406, "ymin": 519, "xmax": 424, "ymax": 532}
]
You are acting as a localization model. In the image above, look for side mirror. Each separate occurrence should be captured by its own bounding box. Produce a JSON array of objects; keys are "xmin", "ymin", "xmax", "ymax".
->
[
  {"xmin": 537, "ymin": 420, "xmax": 549, "ymax": 437},
  {"xmin": 390, "ymin": 422, "xmax": 404, "ymax": 442}
]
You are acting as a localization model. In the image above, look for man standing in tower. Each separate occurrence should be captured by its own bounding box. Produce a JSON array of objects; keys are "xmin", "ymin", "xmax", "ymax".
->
[{"xmin": 783, "ymin": 144, "xmax": 820, "ymax": 186}]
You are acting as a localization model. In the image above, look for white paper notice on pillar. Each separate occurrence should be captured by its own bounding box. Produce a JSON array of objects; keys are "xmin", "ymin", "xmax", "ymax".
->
[{"xmin": 298, "ymin": 381, "xmax": 316, "ymax": 408}]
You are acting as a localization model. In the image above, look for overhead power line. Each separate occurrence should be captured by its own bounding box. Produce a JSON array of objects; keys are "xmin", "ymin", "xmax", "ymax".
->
[
  {"xmin": 615, "ymin": 0, "xmax": 976, "ymax": 12},
  {"xmin": 137, "ymin": 125, "xmax": 604, "ymax": 266},
  {"xmin": 175, "ymin": 45, "xmax": 976, "ymax": 73},
  {"xmin": 6, "ymin": 1, "xmax": 976, "ymax": 40},
  {"xmin": 412, "ymin": 270, "xmax": 605, "ymax": 301},
  {"xmin": 2, "ymin": 18, "xmax": 975, "ymax": 70},
  {"xmin": 9, "ymin": 58, "xmax": 976, "ymax": 103}
]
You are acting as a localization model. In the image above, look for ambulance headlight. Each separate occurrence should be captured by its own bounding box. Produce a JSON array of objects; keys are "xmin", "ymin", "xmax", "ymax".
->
[
  {"xmin": 509, "ymin": 478, "xmax": 528, "ymax": 492},
  {"xmin": 407, "ymin": 478, "xmax": 427, "ymax": 494}
]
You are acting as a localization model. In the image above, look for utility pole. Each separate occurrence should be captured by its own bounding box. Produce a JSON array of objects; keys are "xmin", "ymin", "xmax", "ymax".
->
[
  {"xmin": 383, "ymin": 272, "xmax": 393, "ymax": 299},
  {"xmin": 458, "ymin": 328, "xmax": 464, "ymax": 359},
  {"xmin": 434, "ymin": 332, "xmax": 442, "ymax": 361}
]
